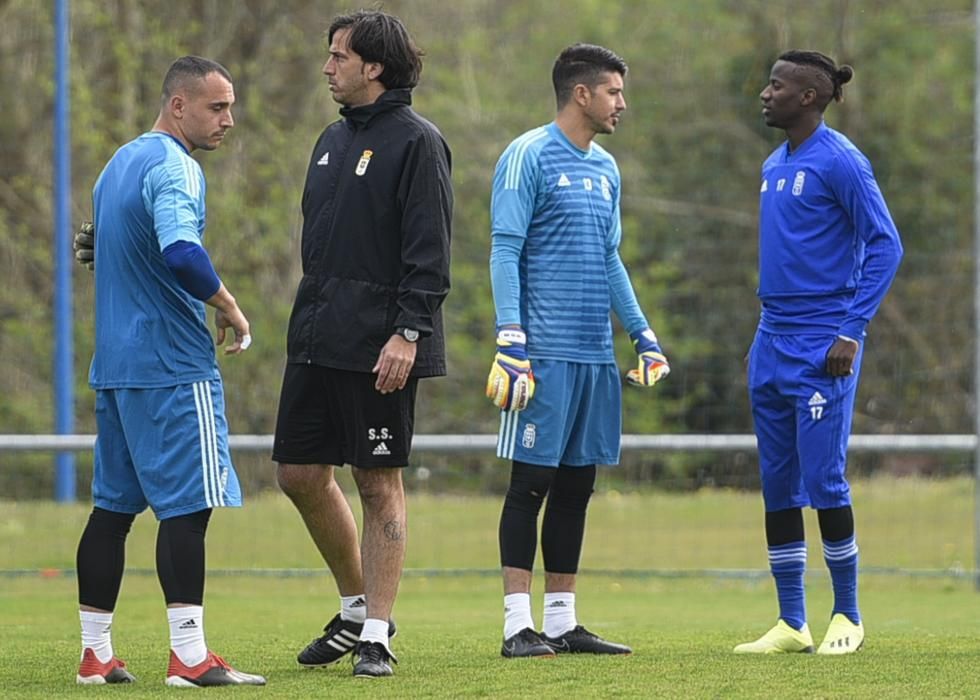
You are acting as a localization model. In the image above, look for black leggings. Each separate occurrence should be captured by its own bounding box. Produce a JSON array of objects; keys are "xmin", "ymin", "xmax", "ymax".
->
[
  {"xmin": 499, "ymin": 461, "xmax": 596, "ymax": 573},
  {"xmin": 156, "ymin": 509, "xmax": 212, "ymax": 606},
  {"xmin": 77, "ymin": 507, "xmax": 136, "ymax": 611},
  {"xmin": 765, "ymin": 505, "xmax": 855, "ymax": 546},
  {"xmin": 75, "ymin": 507, "xmax": 213, "ymax": 609}
]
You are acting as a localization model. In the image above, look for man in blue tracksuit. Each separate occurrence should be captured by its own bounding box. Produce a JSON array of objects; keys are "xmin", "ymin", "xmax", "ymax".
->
[{"xmin": 735, "ymin": 50, "xmax": 903, "ymax": 656}]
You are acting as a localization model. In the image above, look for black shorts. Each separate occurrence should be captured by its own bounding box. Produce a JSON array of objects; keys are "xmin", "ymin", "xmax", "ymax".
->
[{"xmin": 272, "ymin": 364, "xmax": 417, "ymax": 468}]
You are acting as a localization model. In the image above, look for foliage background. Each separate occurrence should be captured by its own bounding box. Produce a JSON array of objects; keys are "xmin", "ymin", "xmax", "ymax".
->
[{"xmin": 0, "ymin": 0, "xmax": 973, "ymax": 496}]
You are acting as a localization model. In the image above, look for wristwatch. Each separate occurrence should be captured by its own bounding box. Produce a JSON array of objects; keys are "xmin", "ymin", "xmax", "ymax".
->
[{"xmin": 395, "ymin": 327, "xmax": 420, "ymax": 343}]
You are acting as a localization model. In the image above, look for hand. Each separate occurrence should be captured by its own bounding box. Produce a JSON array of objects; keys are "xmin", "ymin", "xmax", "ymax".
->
[
  {"xmin": 373, "ymin": 334, "xmax": 418, "ymax": 394},
  {"xmin": 626, "ymin": 328, "xmax": 670, "ymax": 387},
  {"xmin": 485, "ymin": 328, "xmax": 535, "ymax": 411},
  {"xmin": 826, "ymin": 336, "xmax": 859, "ymax": 377},
  {"xmin": 73, "ymin": 221, "xmax": 95, "ymax": 270},
  {"xmin": 214, "ymin": 305, "xmax": 251, "ymax": 355}
]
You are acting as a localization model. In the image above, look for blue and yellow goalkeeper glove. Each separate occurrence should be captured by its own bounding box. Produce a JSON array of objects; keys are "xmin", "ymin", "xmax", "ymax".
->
[
  {"xmin": 485, "ymin": 328, "xmax": 535, "ymax": 411},
  {"xmin": 626, "ymin": 328, "xmax": 670, "ymax": 387}
]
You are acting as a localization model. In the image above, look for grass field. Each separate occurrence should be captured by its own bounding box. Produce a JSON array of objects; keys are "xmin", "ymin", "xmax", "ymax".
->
[{"xmin": 2, "ymin": 476, "xmax": 978, "ymax": 697}]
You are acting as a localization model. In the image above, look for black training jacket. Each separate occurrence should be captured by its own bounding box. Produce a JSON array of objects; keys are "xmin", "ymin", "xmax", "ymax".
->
[{"xmin": 286, "ymin": 88, "xmax": 452, "ymax": 377}]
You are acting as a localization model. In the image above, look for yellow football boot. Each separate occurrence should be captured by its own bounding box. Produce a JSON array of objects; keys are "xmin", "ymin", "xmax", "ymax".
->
[
  {"xmin": 733, "ymin": 620, "xmax": 814, "ymax": 654},
  {"xmin": 816, "ymin": 613, "xmax": 864, "ymax": 655}
]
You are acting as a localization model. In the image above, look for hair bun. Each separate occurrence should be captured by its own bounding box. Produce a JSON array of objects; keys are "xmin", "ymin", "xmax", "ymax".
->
[{"xmin": 837, "ymin": 65, "xmax": 854, "ymax": 84}]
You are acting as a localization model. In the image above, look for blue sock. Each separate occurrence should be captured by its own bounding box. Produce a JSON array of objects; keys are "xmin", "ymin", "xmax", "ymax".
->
[
  {"xmin": 768, "ymin": 541, "xmax": 807, "ymax": 631},
  {"xmin": 823, "ymin": 535, "xmax": 860, "ymax": 624}
]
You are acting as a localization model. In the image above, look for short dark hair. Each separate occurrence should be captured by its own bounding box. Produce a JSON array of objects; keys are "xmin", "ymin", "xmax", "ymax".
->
[
  {"xmin": 778, "ymin": 49, "xmax": 853, "ymax": 105},
  {"xmin": 552, "ymin": 43, "xmax": 628, "ymax": 108},
  {"xmin": 161, "ymin": 55, "xmax": 232, "ymax": 103},
  {"xmin": 328, "ymin": 10, "xmax": 423, "ymax": 90}
]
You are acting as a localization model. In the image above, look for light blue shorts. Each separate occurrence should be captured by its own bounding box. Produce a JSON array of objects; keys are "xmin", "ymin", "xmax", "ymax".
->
[
  {"xmin": 92, "ymin": 380, "xmax": 242, "ymax": 520},
  {"xmin": 748, "ymin": 330, "xmax": 863, "ymax": 511},
  {"xmin": 496, "ymin": 360, "xmax": 621, "ymax": 467}
]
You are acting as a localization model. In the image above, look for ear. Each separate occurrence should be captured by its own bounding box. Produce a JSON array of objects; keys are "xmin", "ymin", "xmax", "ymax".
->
[
  {"xmin": 365, "ymin": 62, "xmax": 384, "ymax": 81},
  {"xmin": 572, "ymin": 83, "xmax": 591, "ymax": 107},
  {"xmin": 800, "ymin": 87, "xmax": 818, "ymax": 108},
  {"xmin": 169, "ymin": 94, "xmax": 186, "ymax": 119}
]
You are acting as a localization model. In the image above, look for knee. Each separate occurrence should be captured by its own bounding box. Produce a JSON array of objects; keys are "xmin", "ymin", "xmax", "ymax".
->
[
  {"xmin": 548, "ymin": 465, "xmax": 596, "ymax": 512},
  {"xmin": 276, "ymin": 463, "xmax": 302, "ymax": 498},
  {"xmin": 352, "ymin": 467, "xmax": 402, "ymax": 507},
  {"xmin": 503, "ymin": 461, "xmax": 556, "ymax": 515},
  {"xmin": 160, "ymin": 508, "xmax": 212, "ymax": 537},
  {"xmin": 277, "ymin": 463, "xmax": 328, "ymax": 501},
  {"xmin": 84, "ymin": 507, "xmax": 136, "ymax": 540}
]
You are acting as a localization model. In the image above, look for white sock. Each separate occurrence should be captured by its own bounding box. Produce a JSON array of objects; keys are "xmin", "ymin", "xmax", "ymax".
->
[
  {"xmin": 80, "ymin": 610, "xmax": 114, "ymax": 663},
  {"xmin": 542, "ymin": 592, "xmax": 577, "ymax": 638},
  {"xmin": 360, "ymin": 617, "xmax": 391, "ymax": 650},
  {"xmin": 167, "ymin": 605, "xmax": 207, "ymax": 667},
  {"xmin": 341, "ymin": 594, "xmax": 367, "ymax": 624},
  {"xmin": 503, "ymin": 593, "xmax": 535, "ymax": 640}
]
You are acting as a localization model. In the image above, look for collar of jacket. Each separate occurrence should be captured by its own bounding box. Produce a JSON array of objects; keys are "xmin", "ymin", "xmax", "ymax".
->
[{"xmin": 340, "ymin": 88, "xmax": 413, "ymax": 129}]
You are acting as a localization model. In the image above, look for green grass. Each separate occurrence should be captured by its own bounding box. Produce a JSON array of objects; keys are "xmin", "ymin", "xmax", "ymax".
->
[
  {"xmin": 2, "ymin": 474, "xmax": 972, "ymax": 572},
  {"xmin": 3, "ymin": 576, "xmax": 980, "ymax": 698},
  {"xmin": 1, "ymin": 477, "xmax": 978, "ymax": 697}
]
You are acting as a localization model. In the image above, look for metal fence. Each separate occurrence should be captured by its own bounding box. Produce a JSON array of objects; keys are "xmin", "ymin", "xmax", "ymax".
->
[{"xmin": 1, "ymin": 433, "xmax": 976, "ymax": 453}]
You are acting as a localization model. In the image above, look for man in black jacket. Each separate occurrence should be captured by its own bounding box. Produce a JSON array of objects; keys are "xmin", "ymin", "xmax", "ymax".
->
[{"xmin": 273, "ymin": 10, "xmax": 452, "ymax": 679}]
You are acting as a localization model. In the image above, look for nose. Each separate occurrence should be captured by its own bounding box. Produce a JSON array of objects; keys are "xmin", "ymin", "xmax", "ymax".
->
[
  {"xmin": 760, "ymin": 85, "xmax": 771, "ymax": 101},
  {"xmin": 224, "ymin": 109, "xmax": 234, "ymax": 128},
  {"xmin": 323, "ymin": 58, "xmax": 334, "ymax": 76},
  {"xmin": 618, "ymin": 95, "xmax": 627, "ymax": 112}
]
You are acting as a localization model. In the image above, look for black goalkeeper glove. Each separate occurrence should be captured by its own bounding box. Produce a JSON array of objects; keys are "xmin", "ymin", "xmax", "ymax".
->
[{"xmin": 73, "ymin": 221, "xmax": 95, "ymax": 271}]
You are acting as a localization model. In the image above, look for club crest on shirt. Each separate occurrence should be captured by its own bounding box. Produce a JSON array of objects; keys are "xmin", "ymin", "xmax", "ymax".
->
[
  {"xmin": 355, "ymin": 150, "xmax": 373, "ymax": 176},
  {"xmin": 583, "ymin": 177, "xmax": 593, "ymax": 191}
]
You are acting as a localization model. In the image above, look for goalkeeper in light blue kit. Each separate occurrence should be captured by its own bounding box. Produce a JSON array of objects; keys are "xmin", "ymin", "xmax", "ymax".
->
[
  {"xmin": 735, "ymin": 51, "xmax": 902, "ymax": 655},
  {"xmin": 487, "ymin": 43, "xmax": 669, "ymax": 659}
]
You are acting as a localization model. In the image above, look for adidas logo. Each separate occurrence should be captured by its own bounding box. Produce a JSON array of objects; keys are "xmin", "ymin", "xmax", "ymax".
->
[
  {"xmin": 808, "ymin": 391, "xmax": 827, "ymax": 406},
  {"xmin": 547, "ymin": 600, "xmax": 567, "ymax": 608},
  {"xmin": 350, "ymin": 597, "xmax": 366, "ymax": 608},
  {"xmin": 178, "ymin": 619, "xmax": 198, "ymax": 630},
  {"xmin": 331, "ymin": 629, "xmax": 359, "ymax": 651},
  {"xmin": 317, "ymin": 152, "xmax": 330, "ymax": 166},
  {"xmin": 557, "ymin": 173, "xmax": 571, "ymax": 187},
  {"xmin": 372, "ymin": 442, "xmax": 391, "ymax": 456}
]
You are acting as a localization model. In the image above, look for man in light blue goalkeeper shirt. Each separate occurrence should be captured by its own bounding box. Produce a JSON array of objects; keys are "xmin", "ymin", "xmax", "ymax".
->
[
  {"xmin": 735, "ymin": 51, "xmax": 902, "ymax": 656},
  {"xmin": 73, "ymin": 56, "xmax": 264, "ymax": 687},
  {"xmin": 486, "ymin": 44, "xmax": 670, "ymax": 659}
]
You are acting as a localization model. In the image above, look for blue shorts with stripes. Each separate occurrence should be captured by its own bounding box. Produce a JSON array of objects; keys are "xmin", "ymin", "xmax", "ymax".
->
[
  {"xmin": 748, "ymin": 330, "xmax": 863, "ymax": 511},
  {"xmin": 496, "ymin": 360, "xmax": 621, "ymax": 467},
  {"xmin": 92, "ymin": 379, "xmax": 242, "ymax": 520}
]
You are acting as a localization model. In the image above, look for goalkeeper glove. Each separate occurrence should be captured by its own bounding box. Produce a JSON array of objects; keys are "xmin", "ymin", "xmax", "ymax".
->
[
  {"xmin": 73, "ymin": 221, "xmax": 95, "ymax": 271},
  {"xmin": 626, "ymin": 328, "xmax": 670, "ymax": 387},
  {"xmin": 485, "ymin": 328, "xmax": 535, "ymax": 411}
]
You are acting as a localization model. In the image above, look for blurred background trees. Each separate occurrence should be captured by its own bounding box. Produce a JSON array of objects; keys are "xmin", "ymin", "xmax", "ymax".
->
[{"xmin": 0, "ymin": 0, "xmax": 973, "ymax": 495}]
